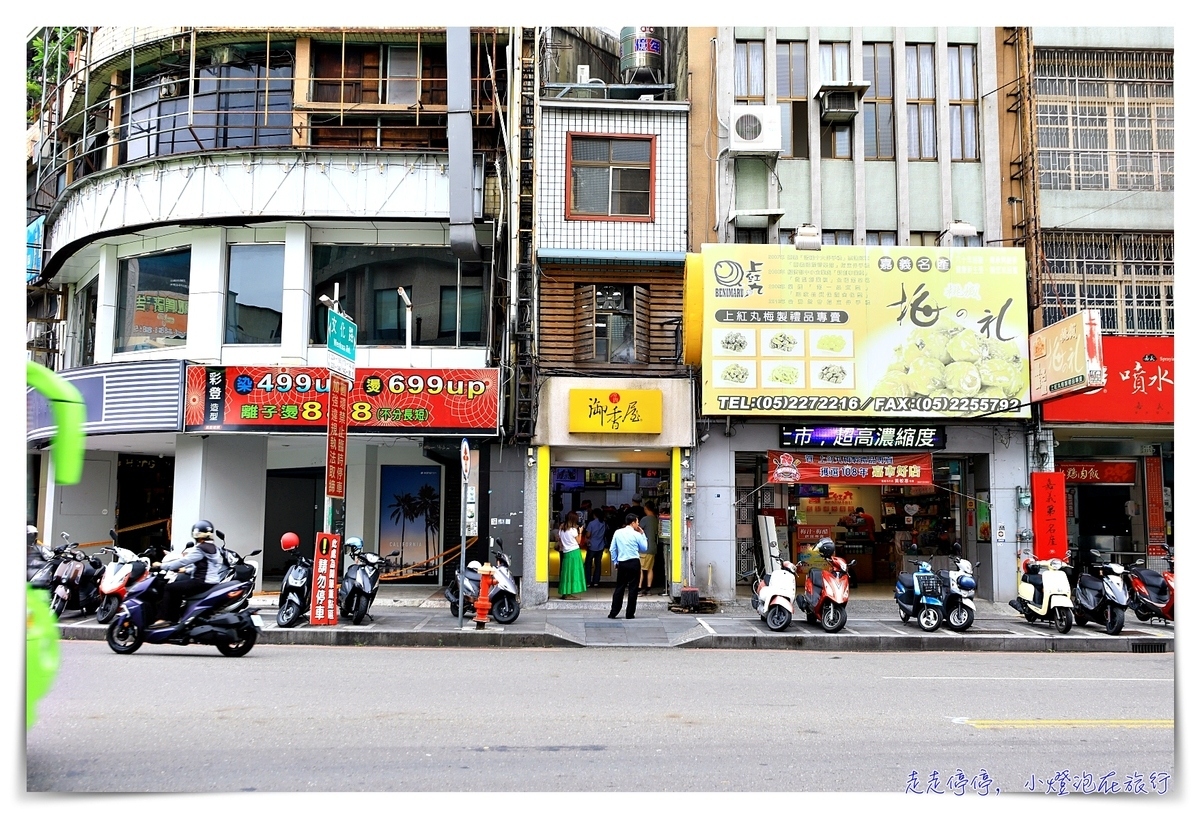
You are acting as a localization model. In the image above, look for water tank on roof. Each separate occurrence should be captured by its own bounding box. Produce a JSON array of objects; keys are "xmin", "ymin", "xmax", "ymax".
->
[{"xmin": 620, "ymin": 27, "xmax": 665, "ymax": 84}]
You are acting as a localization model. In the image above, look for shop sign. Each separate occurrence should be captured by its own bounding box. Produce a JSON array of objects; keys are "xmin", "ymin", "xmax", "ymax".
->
[
  {"xmin": 1145, "ymin": 456, "xmax": 1166, "ymax": 546},
  {"xmin": 795, "ymin": 525, "xmax": 835, "ymax": 542},
  {"xmin": 1040, "ymin": 336, "xmax": 1173, "ymax": 423},
  {"xmin": 309, "ymin": 532, "xmax": 341, "ymax": 626},
  {"xmin": 325, "ymin": 375, "xmax": 349, "ymax": 498},
  {"xmin": 767, "ymin": 450, "xmax": 934, "ymax": 485},
  {"xmin": 780, "ymin": 424, "xmax": 945, "ymax": 449},
  {"xmin": 567, "ymin": 389, "xmax": 663, "ymax": 434},
  {"xmin": 184, "ymin": 366, "xmax": 500, "ymax": 434},
  {"xmin": 1031, "ymin": 471, "xmax": 1068, "ymax": 560},
  {"xmin": 1055, "ymin": 460, "xmax": 1137, "ymax": 485},
  {"xmin": 697, "ymin": 244, "xmax": 1030, "ymax": 418},
  {"xmin": 1030, "ymin": 309, "xmax": 1105, "ymax": 402}
]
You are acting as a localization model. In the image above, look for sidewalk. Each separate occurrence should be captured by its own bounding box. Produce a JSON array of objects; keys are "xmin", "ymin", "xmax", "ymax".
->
[{"xmin": 56, "ymin": 581, "xmax": 1174, "ymax": 652}]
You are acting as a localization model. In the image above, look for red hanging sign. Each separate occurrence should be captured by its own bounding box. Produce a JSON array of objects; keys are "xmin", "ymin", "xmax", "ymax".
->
[
  {"xmin": 1032, "ymin": 471, "xmax": 1068, "ymax": 561},
  {"xmin": 1145, "ymin": 456, "xmax": 1166, "ymax": 546},
  {"xmin": 1041, "ymin": 336, "xmax": 1173, "ymax": 423},
  {"xmin": 325, "ymin": 374, "xmax": 349, "ymax": 498},
  {"xmin": 310, "ymin": 532, "xmax": 342, "ymax": 626},
  {"xmin": 1055, "ymin": 460, "xmax": 1137, "ymax": 484},
  {"xmin": 768, "ymin": 450, "xmax": 933, "ymax": 485}
]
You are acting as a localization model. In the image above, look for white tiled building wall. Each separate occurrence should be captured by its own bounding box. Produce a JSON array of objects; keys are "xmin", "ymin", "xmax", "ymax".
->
[{"xmin": 537, "ymin": 104, "xmax": 688, "ymax": 255}]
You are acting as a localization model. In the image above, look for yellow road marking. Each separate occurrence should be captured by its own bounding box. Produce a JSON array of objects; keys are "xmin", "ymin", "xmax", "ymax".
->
[{"xmin": 963, "ymin": 719, "xmax": 1173, "ymax": 729}]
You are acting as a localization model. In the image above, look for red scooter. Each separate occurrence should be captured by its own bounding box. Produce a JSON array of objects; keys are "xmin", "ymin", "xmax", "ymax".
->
[
  {"xmin": 1126, "ymin": 545, "xmax": 1174, "ymax": 624},
  {"xmin": 797, "ymin": 538, "xmax": 854, "ymax": 633}
]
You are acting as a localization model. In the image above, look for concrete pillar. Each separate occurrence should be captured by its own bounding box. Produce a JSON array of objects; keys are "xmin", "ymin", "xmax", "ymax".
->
[
  {"xmin": 280, "ymin": 222, "xmax": 312, "ymax": 365},
  {"xmin": 94, "ymin": 244, "xmax": 118, "ymax": 362},
  {"xmin": 185, "ymin": 227, "xmax": 228, "ymax": 363}
]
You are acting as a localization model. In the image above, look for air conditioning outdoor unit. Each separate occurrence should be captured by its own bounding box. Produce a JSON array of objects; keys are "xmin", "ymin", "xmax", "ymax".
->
[
  {"xmin": 728, "ymin": 105, "xmax": 782, "ymax": 154},
  {"xmin": 816, "ymin": 82, "xmax": 870, "ymax": 122}
]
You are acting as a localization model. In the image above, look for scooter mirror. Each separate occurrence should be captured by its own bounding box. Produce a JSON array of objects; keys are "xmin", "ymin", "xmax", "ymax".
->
[
  {"xmin": 61, "ymin": 532, "xmax": 70, "ymax": 541},
  {"xmin": 248, "ymin": 549, "xmax": 262, "ymax": 557},
  {"xmin": 216, "ymin": 530, "xmax": 226, "ymax": 541},
  {"xmin": 388, "ymin": 550, "xmax": 400, "ymax": 557},
  {"xmin": 110, "ymin": 529, "xmax": 118, "ymax": 540}
]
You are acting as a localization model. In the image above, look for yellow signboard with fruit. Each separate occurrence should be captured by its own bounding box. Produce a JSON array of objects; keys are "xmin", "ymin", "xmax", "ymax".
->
[{"xmin": 698, "ymin": 244, "xmax": 1030, "ymax": 418}]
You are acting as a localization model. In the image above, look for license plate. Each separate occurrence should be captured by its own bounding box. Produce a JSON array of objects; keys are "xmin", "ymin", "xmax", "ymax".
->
[{"xmin": 250, "ymin": 615, "xmax": 263, "ymax": 629}]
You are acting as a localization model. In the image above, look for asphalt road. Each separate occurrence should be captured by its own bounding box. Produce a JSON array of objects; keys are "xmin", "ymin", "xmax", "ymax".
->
[{"xmin": 26, "ymin": 642, "xmax": 1174, "ymax": 794}]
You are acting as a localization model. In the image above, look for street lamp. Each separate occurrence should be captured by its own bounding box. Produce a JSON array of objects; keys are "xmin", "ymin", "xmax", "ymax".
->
[
  {"xmin": 318, "ymin": 293, "xmax": 336, "ymax": 311},
  {"xmin": 397, "ymin": 287, "xmax": 412, "ymax": 351}
]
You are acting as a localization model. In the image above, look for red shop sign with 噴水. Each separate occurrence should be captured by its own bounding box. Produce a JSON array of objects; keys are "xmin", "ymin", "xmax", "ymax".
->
[
  {"xmin": 185, "ymin": 366, "xmax": 500, "ymax": 434},
  {"xmin": 1031, "ymin": 471, "xmax": 1068, "ymax": 561},
  {"xmin": 1041, "ymin": 336, "xmax": 1173, "ymax": 423},
  {"xmin": 1055, "ymin": 460, "xmax": 1137, "ymax": 485},
  {"xmin": 767, "ymin": 450, "xmax": 933, "ymax": 485},
  {"xmin": 310, "ymin": 532, "xmax": 341, "ymax": 626}
]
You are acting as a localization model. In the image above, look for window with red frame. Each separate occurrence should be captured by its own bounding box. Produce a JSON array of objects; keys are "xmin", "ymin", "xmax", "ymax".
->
[{"xmin": 567, "ymin": 135, "xmax": 654, "ymax": 220}]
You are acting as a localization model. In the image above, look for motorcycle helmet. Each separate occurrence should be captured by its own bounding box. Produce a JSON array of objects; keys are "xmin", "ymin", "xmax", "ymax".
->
[
  {"xmin": 467, "ymin": 560, "xmax": 482, "ymax": 571},
  {"xmin": 815, "ymin": 537, "xmax": 836, "ymax": 560},
  {"xmin": 27, "ymin": 525, "xmax": 38, "ymax": 546},
  {"xmin": 280, "ymin": 531, "xmax": 300, "ymax": 551},
  {"xmin": 345, "ymin": 536, "xmax": 364, "ymax": 551},
  {"xmin": 191, "ymin": 520, "xmax": 215, "ymax": 541}
]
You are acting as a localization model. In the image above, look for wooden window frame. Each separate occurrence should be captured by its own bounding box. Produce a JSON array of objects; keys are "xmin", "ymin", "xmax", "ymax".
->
[
  {"xmin": 565, "ymin": 133, "xmax": 656, "ymax": 223},
  {"xmin": 574, "ymin": 283, "xmax": 651, "ymax": 364}
]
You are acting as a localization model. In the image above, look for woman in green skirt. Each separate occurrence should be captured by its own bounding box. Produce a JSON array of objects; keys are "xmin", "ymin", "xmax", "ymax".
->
[{"xmin": 558, "ymin": 511, "xmax": 587, "ymax": 599}]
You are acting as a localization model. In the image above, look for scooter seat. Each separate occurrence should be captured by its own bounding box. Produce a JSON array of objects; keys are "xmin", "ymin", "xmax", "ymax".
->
[
  {"xmin": 897, "ymin": 573, "xmax": 914, "ymax": 589},
  {"xmin": 809, "ymin": 570, "xmax": 825, "ymax": 589},
  {"xmin": 1023, "ymin": 573, "xmax": 1042, "ymax": 589},
  {"xmin": 463, "ymin": 568, "xmax": 482, "ymax": 583},
  {"xmin": 1131, "ymin": 568, "xmax": 1167, "ymax": 593},
  {"xmin": 185, "ymin": 580, "xmax": 240, "ymax": 601},
  {"xmin": 1077, "ymin": 573, "xmax": 1104, "ymax": 592}
]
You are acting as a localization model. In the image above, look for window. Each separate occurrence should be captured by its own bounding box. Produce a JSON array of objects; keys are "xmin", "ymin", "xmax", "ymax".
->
[
  {"xmin": 735, "ymin": 228, "xmax": 768, "ymax": 244},
  {"xmin": 114, "ymin": 249, "xmax": 191, "ymax": 353},
  {"xmin": 75, "ymin": 277, "xmax": 98, "ymax": 367},
  {"xmin": 311, "ymin": 245, "xmax": 487, "ymax": 347},
  {"xmin": 1034, "ymin": 49, "xmax": 1173, "ymax": 191},
  {"xmin": 567, "ymin": 135, "xmax": 654, "ymax": 220},
  {"xmin": 819, "ymin": 43, "xmax": 851, "ymax": 83},
  {"xmin": 1041, "ymin": 231, "xmax": 1172, "ymax": 334},
  {"xmin": 386, "ymin": 46, "xmax": 419, "ymax": 105},
  {"xmin": 822, "ymin": 230, "xmax": 854, "ymax": 245},
  {"xmin": 911, "ymin": 231, "xmax": 941, "ymax": 246},
  {"xmin": 225, "ymin": 244, "xmax": 284, "ymax": 344},
  {"xmin": 576, "ymin": 283, "xmax": 649, "ymax": 364},
  {"xmin": 948, "ymin": 45, "xmax": 978, "ymax": 160},
  {"xmin": 907, "ymin": 44, "xmax": 937, "ymax": 159},
  {"xmin": 863, "ymin": 43, "xmax": 895, "ymax": 159},
  {"xmin": 820, "ymin": 121, "xmax": 853, "ymax": 159},
  {"xmin": 734, "ymin": 41, "xmax": 765, "ymax": 101},
  {"xmin": 866, "ymin": 231, "xmax": 898, "ymax": 245},
  {"xmin": 776, "ymin": 41, "xmax": 809, "ymax": 158}
]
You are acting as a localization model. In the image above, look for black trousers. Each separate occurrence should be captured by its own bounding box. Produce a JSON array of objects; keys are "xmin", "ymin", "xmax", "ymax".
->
[
  {"xmin": 610, "ymin": 558, "xmax": 642, "ymax": 618},
  {"xmin": 163, "ymin": 577, "xmax": 206, "ymax": 620},
  {"xmin": 584, "ymin": 549, "xmax": 605, "ymax": 586}
]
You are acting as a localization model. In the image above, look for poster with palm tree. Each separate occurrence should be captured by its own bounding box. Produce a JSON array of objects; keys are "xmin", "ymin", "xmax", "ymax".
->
[{"xmin": 380, "ymin": 466, "xmax": 441, "ymax": 583}]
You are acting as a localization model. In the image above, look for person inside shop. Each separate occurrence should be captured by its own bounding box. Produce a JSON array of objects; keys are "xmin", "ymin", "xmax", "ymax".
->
[
  {"xmin": 630, "ymin": 494, "xmax": 645, "ymax": 520},
  {"xmin": 638, "ymin": 499, "xmax": 659, "ymax": 596},
  {"xmin": 848, "ymin": 506, "xmax": 876, "ymax": 537},
  {"xmin": 584, "ymin": 508, "xmax": 608, "ymax": 588}
]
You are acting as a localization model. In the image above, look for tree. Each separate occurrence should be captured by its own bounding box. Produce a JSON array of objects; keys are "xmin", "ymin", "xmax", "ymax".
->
[
  {"xmin": 387, "ymin": 492, "xmax": 419, "ymax": 564},
  {"xmin": 416, "ymin": 483, "xmax": 440, "ymax": 573},
  {"xmin": 27, "ymin": 28, "xmax": 77, "ymax": 126}
]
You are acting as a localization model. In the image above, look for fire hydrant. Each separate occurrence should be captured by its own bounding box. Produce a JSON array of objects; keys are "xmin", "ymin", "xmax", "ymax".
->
[{"xmin": 473, "ymin": 563, "xmax": 494, "ymax": 629}]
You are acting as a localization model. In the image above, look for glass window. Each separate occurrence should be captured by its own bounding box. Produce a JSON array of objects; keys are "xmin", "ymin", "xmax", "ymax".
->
[
  {"xmin": 948, "ymin": 45, "xmax": 978, "ymax": 160},
  {"xmin": 568, "ymin": 135, "xmax": 653, "ymax": 219},
  {"xmin": 777, "ymin": 42, "xmax": 809, "ymax": 158},
  {"xmin": 863, "ymin": 43, "xmax": 895, "ymax": 159},
  {"xmin": 114, "ymin": 248, "xmax": 191, "ymax": 353},
  {"xmin": 906, "ymin": 44, "xmax": 937, "ymax": 159},
  {"xmin": 819, "ymin": 42, "xmax": 851, "ymax": 83},
  {"xmin": 76, "ymin": 277, "xmax": 98, "ymax": 367},
  {"xmin": 387, "ymin": 46, "xmax": 419, "ymax": 105},
  {"xmin": 735, "ymin": 41, "xmax": 765, "ymax": 101},
  {"xmin": 311, "ymin": 245, "xmax": 487, "ymax": 347},
  {"xmin": 225, "ymin": 244, "xmax": 284, "ymax": 344}
]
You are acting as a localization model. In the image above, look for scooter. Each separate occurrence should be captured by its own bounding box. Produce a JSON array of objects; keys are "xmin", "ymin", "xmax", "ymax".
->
[
  {"xmin": 1071, "ymin": 549, "xmax": 1129, "ymax": 635},
  {"xmin": 95, "ymin": 529, "xmax": 163, "ymax": 624},
  {"xmin": 48, "ymin": 534, "xmax": 104, "ymax": 618},
  {"xmin": 750, "ymin": 514, "xmax": 796, "ymax": 631},
  {"xmin": 1125, "ymin": 545, "xmax": 1173, "ymax": 624},
  {"xmin": 797, "ymin": 538, "xmax": 855, "ymax": 633},
  {"xmin": 938, "ymin": 543, "xmax": 979, "ymax": 632},
  {"xmin": 276, "ymin": 532, "xmax": 311, "ymax": 628},
  {"xmin": 105, "ymin": 540, "xmax": 263, "ymax": 657},
  {"xmin": 895, "ymin": 558, "xmax": 944, "ymax": 632},
  {"xmin": 1009, "ymin": 556, "xmax": 1074, "ymax": 633},
  {"xmin": 339, "ymin": 541, "xmax": 401, "ymax": 625},
  {"xmin": 445, "ymin": 539, "xmax": 521, "ymax": 624}
]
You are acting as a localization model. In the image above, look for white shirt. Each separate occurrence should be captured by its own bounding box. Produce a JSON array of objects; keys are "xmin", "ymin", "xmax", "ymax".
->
[{"xmin": 559, "ymin": 526, "xmax": 580, "ymax": 553}]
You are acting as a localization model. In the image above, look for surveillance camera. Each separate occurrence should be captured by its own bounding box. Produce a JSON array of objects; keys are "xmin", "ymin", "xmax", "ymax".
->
[
  {"xmin": 699, "ymin": 433, "xmax": 711, "ymax": 443},
  {"xmin": 397, "ymin": 286, "xmax": 412, "ymax": 308}
]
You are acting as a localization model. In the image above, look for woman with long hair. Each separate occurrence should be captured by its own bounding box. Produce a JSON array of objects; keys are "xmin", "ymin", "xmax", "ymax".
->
[{"xmin": 557, "ymin": 511, "xmax": 587, "ymax": 600}]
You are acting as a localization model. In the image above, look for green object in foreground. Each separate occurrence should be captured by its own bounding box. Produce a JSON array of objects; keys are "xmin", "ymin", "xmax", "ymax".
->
[
  {"xmin": 26, "ymin": 360, "xmax": 86, "ymax": 484},
  {"xmin": 26, "ymin": 585, "xmax": 60, "ymax": 729}
]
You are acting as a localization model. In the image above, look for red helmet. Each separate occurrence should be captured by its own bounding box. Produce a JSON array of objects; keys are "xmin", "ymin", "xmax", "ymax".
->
[{"xmin": 280, "ymin": 532, "xmax": 300, "ymax": 551}]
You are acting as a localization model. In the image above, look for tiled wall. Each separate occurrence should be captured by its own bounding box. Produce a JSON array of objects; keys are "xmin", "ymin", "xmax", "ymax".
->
[{"xmin": 537, "ymin": 105, "xmax": 688, "ymax": 254}]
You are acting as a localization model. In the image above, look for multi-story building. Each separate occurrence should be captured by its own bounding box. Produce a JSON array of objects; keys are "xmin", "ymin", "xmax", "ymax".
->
[
  {"xmin": 999, "ymin": 27, "xmax": 1174, "ymax": 569},
  {"xmin": 26, "ymin": 27, "xmax": 519, "ymax": 589},
  {"xmin": 686, "ymin": 27, "xmax": 1034, "ymax": 602}
]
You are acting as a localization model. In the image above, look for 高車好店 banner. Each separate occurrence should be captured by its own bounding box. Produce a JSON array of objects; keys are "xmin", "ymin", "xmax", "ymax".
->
[
  {"xmin": 697, "ymin": 244, "xmax": 1031, "ymax": 418},
  {"xmin": 767, "ymin": 450, "xmax": 934, "ymax": 486}
]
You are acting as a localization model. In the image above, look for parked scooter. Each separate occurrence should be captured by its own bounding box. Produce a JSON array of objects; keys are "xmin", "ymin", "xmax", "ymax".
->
[
  {"xmin": 276, "ymin": 532, "xmax": 311, "ymax": 628},
  {"xmin": 1071, "ymin": 549, "xmax": 1129, "ymax": 635},
  {"xmin": 28, "ymin": 535, "xmax": 67, "ymax": 587},
  {"xmin": 339, "ymin": 538, "xmax": 401, "ymax": 625},
  {"xmin": 444, "ymin": 539, "xmax": 521, "ymax": 624},
  {"xmin": 95, "ymin": 529, "xmax": 165, "ymax": 624},
  {"xmin": 895, "ymin": 558, "xmax": 944, "ymax": 632},
  {"xmin": 939, "ymin": 543, "xmax": 979, "ymax": 632},
  {"xmin": 750, "ymin": 515, "xmax": 796, "ymax": 631},
  {"xmin": 1125, "ymin": 545, "xmax": 1174, "ymax": 624},
  {"xmin": 48, "ymin": 533, "xmax": 104, "ymax": 618},
  {"xmin": 105, "ymin": 536, "xmax": 263, "ymax": 657},
  {"xmin": 1009, "ymin": 556, "xmax": 1074, "ymax": 633},
  {"xmin": 797, "ymin": 538, "xmax": 854, "ymax": 633}
]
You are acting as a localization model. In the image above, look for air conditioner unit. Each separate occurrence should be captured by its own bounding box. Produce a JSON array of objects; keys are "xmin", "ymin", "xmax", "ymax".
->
[
  {"xmin": 816, "ymin": 82, "xmax": 870, "ymax": 122},
  {"xmin": 728, "ymin": 105, "xmax": 782, "ymax": 155}
]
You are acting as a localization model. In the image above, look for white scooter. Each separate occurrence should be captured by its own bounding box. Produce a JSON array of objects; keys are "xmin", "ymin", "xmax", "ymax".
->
[
  {"xmin": 1009, "ymin": 556, "xmax": 1074, "ymax": 634},
  {"xmin": 938, "ymin": 542, "xmax": 979, "ymax": 632},
  {"xmin": 750, "ymin": 515, "xmax": 796, "ymax": 632}
]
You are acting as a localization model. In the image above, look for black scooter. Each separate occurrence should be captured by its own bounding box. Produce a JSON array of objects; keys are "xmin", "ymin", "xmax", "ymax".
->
[
  {"xmin": 339, "ymin": 542, "xmax": 400, "ymax": 625},
  {"xmin": 1071, "ymin": 548, "xmax": 1129, "ymax": 635},
  {"xmin": 276, "ymin": 532, "xmax": 311, "ymax": 628},
  {"xmin": 48, "ymin": 533, "xmax": 104, "ymax": 618}
]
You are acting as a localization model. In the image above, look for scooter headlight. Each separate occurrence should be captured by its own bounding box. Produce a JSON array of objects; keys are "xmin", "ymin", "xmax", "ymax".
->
[
  {"xmin": 1049, "ymin": 559, "xmax": 1063, "ymax": 571},
  {"xmin": 958, "ymin": 576, "xmax": 977, "ymax": 591}
]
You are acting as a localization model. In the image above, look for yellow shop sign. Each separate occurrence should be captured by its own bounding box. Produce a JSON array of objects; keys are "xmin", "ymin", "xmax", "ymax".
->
[{"xmin": 568, "ymin": 389, "xmax": 663, "ymax": 434}]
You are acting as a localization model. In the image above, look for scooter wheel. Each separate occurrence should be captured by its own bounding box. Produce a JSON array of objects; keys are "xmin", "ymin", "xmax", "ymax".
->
[
  {"xmin": 50, "ymin": 594, "xmax": 67, "ymax": 618},
  {"xmin": 106, "ymin": 619, "xmax": 143, "ymax": 655},
  {"xmin": 917, "ymin": 606, "xmax": 943, "ymax": 632},
  {"xmin": 1075, "ymin": 609, "xmax": 1088, "ymax": 626},
  {"xmin": 96, "ymin": 595, "xmax": 121, "ymax": 624},
  {"xmin": 449, "ymin": 601, "xmax": 460, "ymax": 619},
  {"xmin": 277, "ymin": 598, "xmax": 303, "ymax": 628},
  {"xmin": 351, "ymin": 594, "xmax": 369, "ymax": 625},
  {"xmin": 216, "ymin": 631, "xmax": 257, "ymax": 657},
  {"xmin": 1054, "ymin": 607, "xmax": 1073, "ymax": 634},
  {"xmin": 897, "ymin": 604, "xmax": 910, "ymax": 624},
  {"xmin": 1104, "ymin": 605, "xmax": 1125, "ymax": 636},
  {"xmin": 765, "ymin": 604, "xmax": 792, "ymax": 632},
  {"xmin": 945, "ymin": 604, "xmax": 974, "ymax": 632},
  {"xmin": 491, "ymin": 593, "xmax": 520, "ymax": 625},
  {"xmin": 1134, "ymin": 607, "xmax": 1152, "ymax": 622},
  {"xmin": 820, "ymin": 602, "xmax": 847, "ymax": 633}
]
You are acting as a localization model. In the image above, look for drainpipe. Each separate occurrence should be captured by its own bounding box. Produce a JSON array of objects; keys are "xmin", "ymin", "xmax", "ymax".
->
[{"xmin": 447, "ymin": 27, "xmax": 482, "ymax": 261}]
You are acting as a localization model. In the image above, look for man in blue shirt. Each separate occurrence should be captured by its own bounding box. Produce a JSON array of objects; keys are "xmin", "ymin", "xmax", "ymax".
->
[
  {"xmin": 608, "ymin": 513, "xmax": 647, "ymax": 619},
  {"xmin": 583, "ymin": 508, "xmax": 608, "ymax": 588}
]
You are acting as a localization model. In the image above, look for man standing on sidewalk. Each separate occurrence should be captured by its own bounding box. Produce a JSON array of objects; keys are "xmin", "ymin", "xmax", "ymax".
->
[{"xmin": 608, "ymin": 513, "xmax": 647, "ymax": 619}]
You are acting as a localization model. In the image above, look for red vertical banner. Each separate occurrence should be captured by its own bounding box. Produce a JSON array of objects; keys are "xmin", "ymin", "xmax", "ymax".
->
[
  {"xmin": 1145, "ymin": 456, "xmax": 1166, "ymax": 546},
  {"xmin": 310, "ymin": 532, "xmax": 342, "ymax": 626},
  {"xmin": 1031, "ymin": 471, "xmax": 1068, "ymax": 560},
  {"xmin": 325, "ymin": 374, "xmax": 350, "ymax": 498}
]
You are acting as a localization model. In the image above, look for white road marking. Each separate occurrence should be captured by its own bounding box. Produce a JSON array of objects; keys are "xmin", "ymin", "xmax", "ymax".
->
[
  {"xmin": 884, "ymin": 676, "xmax": 1172, "ymax": 682},
  {"xmin": 696, "ymin": 618, "xmax": 717, "ymax": 634}
]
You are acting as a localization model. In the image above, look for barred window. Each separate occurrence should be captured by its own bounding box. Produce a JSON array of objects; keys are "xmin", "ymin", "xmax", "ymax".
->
[
  {"xmin": 1040, "ymin": 231, "xmax": 1173, "ymax": 334},
  {"xmin": 1034, "ymin": 49, "xmax": 1173, "ymax": 191}
]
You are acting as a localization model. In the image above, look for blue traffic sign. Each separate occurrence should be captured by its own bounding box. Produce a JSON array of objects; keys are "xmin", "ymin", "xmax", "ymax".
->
[{"xmin": 326, "ymin": 310, "xmax": 357, "ymax": 361}]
